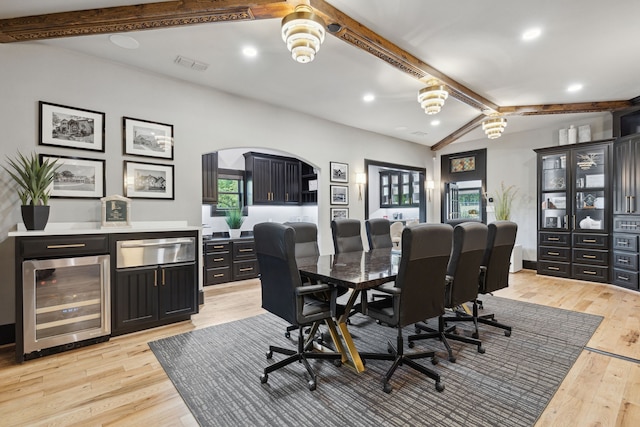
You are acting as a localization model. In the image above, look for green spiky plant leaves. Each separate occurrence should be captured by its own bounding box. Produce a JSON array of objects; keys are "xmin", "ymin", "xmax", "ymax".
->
[
  {"xmin": 492, "ymin": 181, "xmax": 518, "ymax": 221},
  {"xmin": 224, "ymin": 208, "xmax": 245, "ymax": 229},
  {"xmin": 3, "ymin": 152, "xmax": 60, "ymax": 206}
]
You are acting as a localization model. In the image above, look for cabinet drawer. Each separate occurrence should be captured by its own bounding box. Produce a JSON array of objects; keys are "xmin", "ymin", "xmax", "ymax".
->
[
  {"xmin": 539, "ymin": 232, "xmax": 570, "ymax": 246},
  {"xmin": 572, "ymin": 265, "xmax": 608, "ymax": 283},
  {"xmin": 539, "ymin": 246, "xmax": 570, "ymax": 262},
  {"xmin": 612, "ymin": 269, "xmax": 640, "ymax": 290},
  {"xmin": 573, "ymin": 233, "xmax": 608, "ymax": 250},
  {"xmin": 572, "ymin": 249, "xmax": 608, "ymax": 266},
  {"xmin": 233, "ymin": 260, "xmax": 259, "ymax": 280},
  {"xmin": 205, "ymin": 241, "xmax": 231, "ymax": 253},
  {"xmin": 613, "ymin": 251, "xmax": 639, "ymax": 270},
  {"xmin": 205, "ymin": 251, "xmax": 231, "ymax": 268},
  {"xmin": 205, "ymin": 267, "xmax": 231, "ymax": 285},
  {"xmin": 537, "ymin": 261, "xmax": 571, "ymax": 278},
  {"xmin": 614, "ymin": 216, "xmax": 640, "ymax": 233},
  {"xmin": 21, "ymin": 235, "xmax": 109, "ymax": 258},
  {"xmin": 233, "ymin": 240, "xmax": 256, "ymax": 259},
  {"xmin": 613, "ymin": 234, "xmax": 638, "ymax": 252}
]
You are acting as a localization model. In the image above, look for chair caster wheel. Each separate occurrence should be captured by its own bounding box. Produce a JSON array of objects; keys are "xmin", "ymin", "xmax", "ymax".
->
[
  {"xmin": 383, "ymin": 381, "xmax": 392, "ymax": 394},
  {"xmin": 472, "ymin": 332, "xmax": 479, "ymax": 339},
  {"xmin": 266, "ymin": 350, "xmax": 273, "ymax": 359},
  {"xmin": 387, "ymin": 344, "xmax": 393, "ymax": 354},
  {"xmin": 284, "ymin": 331, "xmax": 290, "ymax": 338},
  {"xmin": 408, "ymin": 341, "xmax": 415, "ymax": 348},
  {"xmin": 308, "ymin": 380, "xmax": 316, "ymax": 391},
  {"xmin": 448, "ymin": 356, "xmax": 456, "ymax": 363},
  {"xmin": 346, "ymin": 319, "xmax": 351, "ymax": 325},
  {"xmin": 504, "ymin": 330, "xmax": 511, "ymax": 337},
  {"xmin": 260, "ymin": 373, "xmax": 268, "ymax": 384},
  {"xmin": 431, "ymin": 357, "xmax": 438, "ymax": 365},
  {"xmin": 333, "ymin": 359, "xmax": 342, "ymax": 367},
  {"xmin": 435, "ymin": 382, "xmax": 445, "ymax": 392},
  {"xmin": 478, "ymin": 346, "xmax": 485, "ymax": 354}
]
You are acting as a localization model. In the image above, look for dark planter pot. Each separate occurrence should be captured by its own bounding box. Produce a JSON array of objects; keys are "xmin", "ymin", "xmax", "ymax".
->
[{"xmin": 21, "ymin": 205, "xmax": 50, "ymax": 230}]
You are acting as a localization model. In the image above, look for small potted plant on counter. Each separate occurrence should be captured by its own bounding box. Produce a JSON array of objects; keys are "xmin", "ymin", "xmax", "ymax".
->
[
  {"xmin": 3, "ymin": 151, "xmax": 59, "ymax": 230},
  {"xmin": 225, "ymin": 208, "xmax": 245, "ymax": 239}
]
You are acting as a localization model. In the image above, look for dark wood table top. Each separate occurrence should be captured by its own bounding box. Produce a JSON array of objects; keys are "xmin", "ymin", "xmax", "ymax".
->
[{"xmin": 297, "ymin": 248, "xmax": 400, "ymax": 290}]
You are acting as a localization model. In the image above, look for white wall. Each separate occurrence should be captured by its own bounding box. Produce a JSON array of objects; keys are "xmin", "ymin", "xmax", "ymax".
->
[
  {"xmin": 0, "ymin": 42, "xmax": 432, "ymax": 326},
  {"xmin": 435, "ymin": 114, "xmax": 613, "ymax": 262}
]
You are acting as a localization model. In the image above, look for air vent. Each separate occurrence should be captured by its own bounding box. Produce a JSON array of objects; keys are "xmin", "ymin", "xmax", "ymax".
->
[
  {"xmin": 174, "ymin": 55, "xmax": 209, "ymax": 71},
  {"xmin": 410, "ymin": 131, "xmax": 429, "ymax": 137}
]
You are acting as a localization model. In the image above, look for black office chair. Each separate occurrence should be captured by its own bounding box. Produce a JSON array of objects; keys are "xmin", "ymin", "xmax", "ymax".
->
[
  {"xmin": 331, "ymin": 219, "xmax": 364, "ymax": 253},
  {"xmin": 359, "ymin": 224, "xmax": 453, "ymax": 393},
  {"xmin": 254, "ymin": 222, "xmax": 342, "ymax": 391},
  {"xmin": 365, "ymin": 218, "xmax": 394, "ymax": 250},
  {"xmin": 444, "ymin": 221, "xmax": 518, "ymax": 337},
  {"xmin": 408, "ymin": 222, "xmax": 488, "ymax": 362}
]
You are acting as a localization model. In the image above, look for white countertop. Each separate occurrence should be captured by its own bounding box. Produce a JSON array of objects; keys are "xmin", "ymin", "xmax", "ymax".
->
[{"xmin": 8, "ymin": 221, "xmax": 201, "ymax": 237}]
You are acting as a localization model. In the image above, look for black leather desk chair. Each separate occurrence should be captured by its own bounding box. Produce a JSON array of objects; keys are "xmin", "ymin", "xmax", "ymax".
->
[
  {"xmin": 365, "ymin": 218, "xmax": 394, "ymax": 250},
  {"xmin": 331, "ymin": 218, "xmax": 364, "ymax": 253},
  {"xmin": 359, "ymin": 224, "xmax": 453, "ymax": 393},
  {"xmin": 254, "ymin": 222, "xmax": 342, "ymax": 391},
  {"xmin": 409, "ymin": 222, "xmax": 488, "ymax": 362}
]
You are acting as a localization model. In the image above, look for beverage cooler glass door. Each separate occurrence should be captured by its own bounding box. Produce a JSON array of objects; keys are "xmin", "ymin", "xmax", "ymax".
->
[{"xmin": 22, "ymin": 255, "xmax": 111, "ymax": 354}]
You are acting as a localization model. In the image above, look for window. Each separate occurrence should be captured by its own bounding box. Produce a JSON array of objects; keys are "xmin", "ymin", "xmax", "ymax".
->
[{"xmin": 211, "ymin": 169, "xmax": 246, "ymax": 216}]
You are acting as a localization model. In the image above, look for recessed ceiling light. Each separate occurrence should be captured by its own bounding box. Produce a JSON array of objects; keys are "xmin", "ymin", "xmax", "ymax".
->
[
  {"xmin": 567, "ymin": 83, "xmax": 583, "ymax": 92},
  {"xmin": 430, "ymin": 119, "xmax": 440, "ymax": 126},
  {"xmin": 522, "ymin": 28, "xmax": 541, "ymax": 41},
  {"xmin": 109, "ymin": 34, "xmax": 139, "ymax": 49},
  {"xmin": 242, "ymin": 46, "xmax": 257, "ymax": 57},
  {"xmin": 363, "ymin": 94, "xmax": 375, "ymax": 102}
]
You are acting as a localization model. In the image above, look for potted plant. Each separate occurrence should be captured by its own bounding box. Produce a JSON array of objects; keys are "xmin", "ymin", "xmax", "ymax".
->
[
  {"xmin": 3, "ymin": 151, "xmax": 59, "ymax": 230},
  {"xmin": 225, "ymin": 208, "xmax": 245, "ymax": 239},
  {"xmin": 492, "ymin": 181, "xmax": 518, "ymax": 221}
]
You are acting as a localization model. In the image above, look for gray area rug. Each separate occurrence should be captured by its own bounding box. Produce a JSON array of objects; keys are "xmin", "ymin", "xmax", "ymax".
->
[{"xmin": 149, "ymin": 295, "xmax": 602, "ymax": 427}]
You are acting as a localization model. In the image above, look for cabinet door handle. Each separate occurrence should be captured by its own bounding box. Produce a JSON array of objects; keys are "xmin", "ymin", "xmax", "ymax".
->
[
  {"xmin": 626, "ymin": 196, "xmax": 631, "ymax": 213},
  {"xmin": 617, "ymin": 241, "xmax": 629, "ymax": 246},
  {"xmin": 547, "ymin": 237, "xmax": 560, "ymax": 241},
  {"xmin": 286, "ymin": 192, "xmax": 289, "ymax": 202},
  {"xmin": 162, "ymin": 268, "xmax": 166, "ymax": 285},
  {"xmin": 548, "ymin": 252, "xmax": 560, "ymax": 256},
  {"xmin": 239, "ymin": 267, "xmax": 254, "ymax": 272},
  {"xmin": 154, "ymin": 270, "xmax": 158, "ymax": 287},
  {"xmin": 582, "ymin": 239, "xmax": 597, "ymax": 243},
  {"xmin": 238, "ymin": 248, "xmax": 253, "ymax": 252},
  {"xmin": 582, "ymin": 254, "xmax": 597, "ymax": 259},
  {"xmin": 547, "ymin": 266, "xmax": 560, "ymax": 271},
  {"xmin": 213, "ymin": 273, "xmax": 225, "ymax": 278},
  {"xmin": 213, "ymin": 257, "xmax": 224, "ymax": 262},
  {"xmin": 618, "ymin": 259, "xmax": 629, "ymax": 264},
  {"xmin": 46, "ymin": 243, "xmax": 86, "ymax": 249},
  {"xmin": 617, "ymin": 275, "xmax": 629, "ymax": 281},
  {"xmin": 632, "ymin": 196, "xmax": 636, "ymax": 213},
  {"xmin": 213, "ymin": 245, "xmax": 225, "ymax": 249},
  {"xmin": 583, "ymin": 270, "xmax": 597, "ymax": 275},
  {"xmin": 572, "ymin": 215, "xmax": 576, "ymax": 230}
]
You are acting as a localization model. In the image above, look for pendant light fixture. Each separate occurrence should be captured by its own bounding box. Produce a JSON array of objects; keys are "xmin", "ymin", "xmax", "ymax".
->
[
  {"xmin": 417, "ymin": 79, "xmax": 448, "ymax": 115},
  {"xmin": 482, "ymin": 115, "xmax": 508, "ymax": 139},
  {"xmin": 281, "ymin": 4, "xmax": 326, "ymax": 64}
]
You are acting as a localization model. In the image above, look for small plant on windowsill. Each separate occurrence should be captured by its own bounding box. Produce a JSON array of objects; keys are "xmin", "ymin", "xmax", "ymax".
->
[
  {"xmin": 492, "ymin": 181, "xmax": 518, "ymax": 221},
  {"xmin": 225, "ymin": 208, "xmax": 245, "ymax": 239}
]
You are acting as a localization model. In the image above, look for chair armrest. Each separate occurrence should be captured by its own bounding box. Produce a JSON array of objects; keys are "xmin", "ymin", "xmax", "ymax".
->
[
  {"xmin": 295, "ymin": 283, "xmax": 332, "ymax": 296},
  {"xmin": 374, "ymin": 281, "xmax": 401, "ymax": 295}
]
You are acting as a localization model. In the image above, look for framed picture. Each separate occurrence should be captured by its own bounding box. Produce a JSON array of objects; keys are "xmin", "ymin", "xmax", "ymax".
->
[
  {"xmin": 124, "ymin": 160, "xmax": 175, "ymax": 199},
  {"xmin": 123, "ymin": 117, "xmax": 174, "ymax": 160},
  {"xmin": 330, "ymin": 161, "xmax": 349, "ymax": 183},
  {"xmin": 330, "ymin": 185, "xmax": 349, "ymax": 205},
  {"xmin": 40, "ymin": 154, "xmax": 105, "ymax": 199},
  {"xmin": 39, "ymin": 101, "xmax": 105, "ymax": 152},
  {"xmin": 330, "ymin": 207, "xmax": 349, "ymax": 220},
  {"xmin": 450, "ymin": 156, "xmax": 476, "ymax": 173},
  {"xmin": 545, "ymin": 216, "xmax": 558, "ymax": 228},
  {"xmin": 101, "ymin": 194, "xmax": 131, "ymax": 228}
]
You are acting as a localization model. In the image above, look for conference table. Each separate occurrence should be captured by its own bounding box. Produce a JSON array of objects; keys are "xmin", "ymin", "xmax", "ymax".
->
[{"xmin": 297, "ymin": 248, "xmax": 401, "ymax": 372}]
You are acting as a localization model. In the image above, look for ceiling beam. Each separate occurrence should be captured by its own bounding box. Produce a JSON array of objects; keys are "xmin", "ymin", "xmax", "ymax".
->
[
  {"xmin": 430, "ymin": 115, "xmax": 487, "ymax": 152},
  {"xmin": 0, "ymin": 0, "xmax": 292, "ymax": 43},
  {"xmin": 499, "ymin": 100, "xmax": 632, "ymax": 116}
]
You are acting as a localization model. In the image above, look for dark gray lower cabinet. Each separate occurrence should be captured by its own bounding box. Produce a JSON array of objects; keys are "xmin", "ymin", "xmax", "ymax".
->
[
  {"xmin": 112, "ymin": 262, "xmax": 196, "ymax": 336},
  {"xmin": 204, "ymin": 238, "xmax": 258, "ymax": 285},
  {"xmin": 612, "ymin": 232, "xmax": 640, "ymax": 291}
]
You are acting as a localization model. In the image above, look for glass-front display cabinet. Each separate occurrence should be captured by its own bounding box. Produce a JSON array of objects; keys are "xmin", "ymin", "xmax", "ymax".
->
[
  {"xmin": 535, "ymin": 139, "xmax": 613, "ymax": 283},
  {"xmin": 380, "ymin": 170, "xmax": 419, "ymax": 208}
]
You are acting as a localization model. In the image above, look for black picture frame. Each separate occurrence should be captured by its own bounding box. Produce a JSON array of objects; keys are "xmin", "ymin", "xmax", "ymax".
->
[
  {"xmin": 124, "ymin": 160, "xmax": 175, "ymax": 200},
  {"xmin": 123, "ymin": 116, "xmax": 174, "ymax": 160},
  {"xmin": 330, "ymin": 185, "xmax": 349, "ymax": 205},
  {"xmin": 39, "ymin": 101, "xmax": 105, "ymax": 152},
  {"xmin": 330, "ymin": 207, "xmax": 349, "ymax": 220},
  {"xmin": 39, "ymin": 154, "xmax": 106, "ymax": 199},
  {"xmin": 330, "ymin": 161, "xmax": 349, "ymax": 183}
]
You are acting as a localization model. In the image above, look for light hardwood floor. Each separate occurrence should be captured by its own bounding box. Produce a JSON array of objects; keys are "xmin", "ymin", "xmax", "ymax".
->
[{"xmin": 0, "ymin": 270, "xmax": 639, "ymax": 426}]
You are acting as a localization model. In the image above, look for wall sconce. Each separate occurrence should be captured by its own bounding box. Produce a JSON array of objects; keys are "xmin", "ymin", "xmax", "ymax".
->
[
  {"xmin": 426, "ymin": 180, "xmax": 435, "ymax": 202},
  {"xmin": 356, "ymin": 172, "xmax": 367, "ymax": 201}
]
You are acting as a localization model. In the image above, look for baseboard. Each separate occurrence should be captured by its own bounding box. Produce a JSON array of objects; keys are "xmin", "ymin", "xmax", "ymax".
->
[{"xmin": 0, "ymin": 323, "xmax": 15, "ymax": 345}]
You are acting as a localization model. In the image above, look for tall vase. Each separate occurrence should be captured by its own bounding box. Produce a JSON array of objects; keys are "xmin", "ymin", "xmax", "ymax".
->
[
  {"xmin": 21, "ymin": 205, "xmax": 50, "ymax": 230},
  {"xmin": 228, "ymin": 229, "xmax": 242, "ymax": 239}
]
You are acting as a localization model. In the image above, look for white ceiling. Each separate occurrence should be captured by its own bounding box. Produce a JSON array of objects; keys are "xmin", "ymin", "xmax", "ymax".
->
[{"xmin": 2, "ymin": 0, "xmax": 639, "ymax": 147}]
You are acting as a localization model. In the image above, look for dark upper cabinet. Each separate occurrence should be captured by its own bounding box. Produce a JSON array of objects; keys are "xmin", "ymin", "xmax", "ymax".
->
[
  {"xmin": 380, "ymin": 170, "xmax": 420, "ymax": 208},
  {"xmin": 202, "ymin": 152, "xmax": 218, "ymax": 204},
  {"xmin": 244, "ymin": 152, "xmax": 301, "ymax": 205},
  {"xmin": 613, "ymin": 135, "xmax": 640, "ymax": 215}
]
